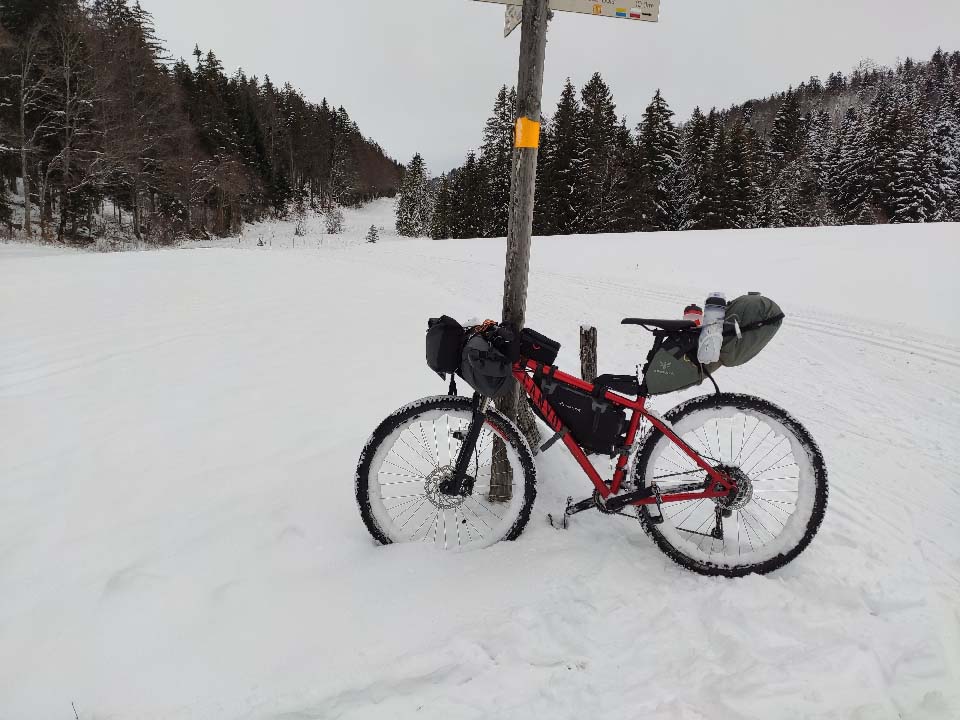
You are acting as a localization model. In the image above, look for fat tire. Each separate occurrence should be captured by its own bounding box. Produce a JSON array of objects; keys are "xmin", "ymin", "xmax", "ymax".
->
[
  {"xmin": 355, "ymin": 396, "xmax": 538, "ymax": 547},
  {"xmin": 635, "ymin": 393, "xmax": 828, "ymax": 577}
]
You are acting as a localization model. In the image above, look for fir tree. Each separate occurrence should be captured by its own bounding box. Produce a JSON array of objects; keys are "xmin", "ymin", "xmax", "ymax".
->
[
  {"xmin": 448, "ymin": 153, "xmax": 488, "ymax": 238},
  {"xmin": 431, "ymin": 173, "xmax": 453, "ymax": 239},
  {"xmin": 679, "ymin": 108, "xmax": 716, "ymax": 230},
  {"xmin": 578, "ymin": 73, "xmax": 623, "ymax": 233},
  {"xmin": 891, "ymin": 94, "xmax": 939, "ymax": 223},
  {"xmin": 538, "ymin": 79, "xmax": 586, "ymax": 235},
  {"xmin": 769, "ymin": 89, "xmax": 806, "ymax": 169},
  {"xmin": 365, "ymin": 224, "xmax": 379, "ymax": 243},
  {"xmin": 831, "ymin": 108, "xmax": 873, "ymax": 224},
  {"xmin": 480, "ymin": 85, "xmax": 517, "ymax": 238},
  {"xmin": 930, "ymin": 96, "xmax": 960, "ymax": 220},
  {"xmin": 795, "ymin": 109, "xmax": 835, "ymax": 225},
  {"xmin": 395, "ymin": 153, "xmax": 431, "ymax": 237},
  {"xmin": 723, "ymin": 120, "xmax": 762, "ymax": 229},
  {"xmin": 622, "ymin": 89, "xmax": 680, "ymax": 231}
]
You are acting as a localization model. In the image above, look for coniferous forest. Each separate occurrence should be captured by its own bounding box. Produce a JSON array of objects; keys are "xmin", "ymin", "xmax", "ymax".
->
[
  {"xmin": 403, "ymin": 49, "xmax": 960, "ymax": 240},
  {"xmin": 0, "ymin": 0, "xmax": 402, "ymax": 244}
]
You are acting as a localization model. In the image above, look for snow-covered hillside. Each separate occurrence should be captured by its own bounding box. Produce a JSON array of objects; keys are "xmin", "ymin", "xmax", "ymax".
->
[{"xmin": 2, "ymin": 217, "xmax": 959, "ymax": 720}]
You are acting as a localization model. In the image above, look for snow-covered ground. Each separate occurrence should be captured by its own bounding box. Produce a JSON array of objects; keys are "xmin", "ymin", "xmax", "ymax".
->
[{"xmin": 2, "ymin": 211, "xmax": 959, "ymax": 720}]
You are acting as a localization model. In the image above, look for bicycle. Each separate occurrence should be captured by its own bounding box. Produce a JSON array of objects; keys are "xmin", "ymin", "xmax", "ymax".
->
[{"xmin": 355, "ymin": 314, "xmax": 828, "ymax": 577}]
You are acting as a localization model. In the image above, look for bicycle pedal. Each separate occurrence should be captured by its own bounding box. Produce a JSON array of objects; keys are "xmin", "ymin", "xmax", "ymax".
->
[
  {"xmin": 648, "ymin": 510, "xmax": 665, "ymax": 525},
  {"xmin": 547, "ymin": 512, "xmax": 569, "ymax": 530}
]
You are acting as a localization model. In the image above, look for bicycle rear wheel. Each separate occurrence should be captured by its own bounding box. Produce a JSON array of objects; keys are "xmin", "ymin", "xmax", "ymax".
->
[
  {"xmin": 356, "ymin": 396, "xmax": 537, "ymax": 551},
  {"xmin": 633, "ymin": 393, "xmax": 828, "ymax": 577}
]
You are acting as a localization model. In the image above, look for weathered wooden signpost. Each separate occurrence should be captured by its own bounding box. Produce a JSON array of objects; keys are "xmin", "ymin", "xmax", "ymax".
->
[{"xmin": 473, "ymin": 0, "xmax": 661, "ymax": 499}]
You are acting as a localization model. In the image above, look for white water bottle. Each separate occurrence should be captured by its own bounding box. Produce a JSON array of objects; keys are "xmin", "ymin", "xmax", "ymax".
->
[{"xmin": 697, "ymin": 292, "xmax": 727, "ymax": 365}]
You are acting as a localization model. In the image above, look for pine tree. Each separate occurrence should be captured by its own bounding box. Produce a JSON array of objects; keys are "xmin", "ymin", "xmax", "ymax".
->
[
  {"xmin": 930, "ymin": 96, "xmax": 960, "ymax": 220},
  {"xmin": 365, "ymin": 224, "xmax": 379, "ymax": 243},
  {"xmin": 431, "ymin": 173, "xmax": 453, "ymax": 239},
  {"xmin": 395, "ymin": 153, "xmax": 431, "ymax": 237},
  {"xmin": 448, "ymin": 152, "xmax": 487, "ymax": 238},
  {"xmin": 578, "ymin": 73, "xmax": 622, "ymax": 233},
  {"xmin": 769, "ymin": 89, "xmax": 806, "ymax": 169},
  {"xmin": 795, "ymin": 109, "xmax": 835, "ymax": 225},
  {"xmin": 723, "ymin": 119, "xmax": 762, "ymax": 229},
  {"xmin": 678, "ymin": 108, "xmax": 715, "ymax": 230},
  {"xmin": 621, "ymin": 89, "xmax": 680, "ymax": 231},
  {"xmin": 891, "ymin": 93, "xmax": 939, "ymax": 223},
  {"xmin": 538, "ymin": 79, "xmax": 585, "ymax": 235},
  {"xmin": 831, "ymin": 108, "xmax": 873, "ymax": 224},
  {"xmin": 480, "ymin": 85, "xmax": 516, "ymax": 238},
  {"xmin": 864, "ymin": 81, "xmax": 906, "ymax": 222}
]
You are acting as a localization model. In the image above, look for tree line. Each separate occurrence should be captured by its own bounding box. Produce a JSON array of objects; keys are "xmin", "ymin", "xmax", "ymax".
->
[
  {"xmin": 397, "ymin": 48, "xmax": 960, "ymax": 239},
  {"xmin": 0, "ymin": 0, "xmax": 403, "ymax": 244}
]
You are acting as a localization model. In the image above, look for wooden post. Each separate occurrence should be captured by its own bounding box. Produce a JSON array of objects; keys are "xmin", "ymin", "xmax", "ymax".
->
[
  {"xmin": 490, "ymin": 0, "xmax": 550, "ymax": 502},
  {"xmin": 580, "ymin": 325, "xmax": 598, "ymax": 383}
]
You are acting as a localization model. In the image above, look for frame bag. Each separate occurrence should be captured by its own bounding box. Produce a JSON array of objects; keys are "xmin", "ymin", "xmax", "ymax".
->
[{"xmin": 539, "ymin": 376, "xmax": 626, "ymax": 455}]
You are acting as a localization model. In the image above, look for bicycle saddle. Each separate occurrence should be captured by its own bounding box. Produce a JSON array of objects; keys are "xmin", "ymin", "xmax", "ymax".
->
[{"xmin": 621, "ymin": 318, "xmax": 698, "ymax": 332}]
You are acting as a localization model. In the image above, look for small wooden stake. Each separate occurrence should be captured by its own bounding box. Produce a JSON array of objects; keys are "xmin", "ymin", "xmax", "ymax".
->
[{"xmin": 580, "ymin": 325, "xmax": 598, "ymax": 383}]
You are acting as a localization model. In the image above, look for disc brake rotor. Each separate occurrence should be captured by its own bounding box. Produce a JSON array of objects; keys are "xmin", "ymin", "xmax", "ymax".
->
[{"xmin": 424, "ymin": 467, "xmax": 471, "ymax": 509}]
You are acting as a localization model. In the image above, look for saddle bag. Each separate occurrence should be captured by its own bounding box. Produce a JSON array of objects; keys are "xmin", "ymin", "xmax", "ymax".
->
[
  {"xmin": 718, "ymin": 293, "xmax": 785, "ymax": 367},
  {"xmin": 641, "ymin": 331, "xmax": 704, "ymax": 396}
]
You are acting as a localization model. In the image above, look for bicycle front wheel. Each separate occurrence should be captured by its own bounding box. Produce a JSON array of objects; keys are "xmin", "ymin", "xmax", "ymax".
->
[
  {"xmin": 633, "ymin": 393, "xmax": 828, "ymax": 577},
  {"xmin": 356, "ymin": 396, "xmax": 537, "ymax": 551}
]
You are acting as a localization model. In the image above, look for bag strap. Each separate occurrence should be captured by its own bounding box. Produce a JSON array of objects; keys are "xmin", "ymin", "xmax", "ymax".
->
[{"xmin": 723, "ymin": 313, "xmax": 785, "ymax": 337}]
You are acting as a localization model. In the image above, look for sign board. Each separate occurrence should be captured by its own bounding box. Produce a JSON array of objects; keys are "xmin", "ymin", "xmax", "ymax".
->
[
  {"xmin": 504, "ymin": 6, "xmax": 523, "ymax": 37},
  {"xmin": 477, "ymin": 0, "xmax": 660, "ymax": 24}
]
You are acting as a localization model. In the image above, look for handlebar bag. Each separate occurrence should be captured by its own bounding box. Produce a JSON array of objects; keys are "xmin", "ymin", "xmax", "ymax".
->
[
  {"xmin": 460, "ymin": 333, "xmax": 513, "ymax": 399},
  {"xmin": 426, "ymin": 316, "xmax": 465, "ymax": 376}
]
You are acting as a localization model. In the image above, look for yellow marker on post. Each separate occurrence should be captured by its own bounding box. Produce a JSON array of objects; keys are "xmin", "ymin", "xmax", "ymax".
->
[{"xmin": 514, "ymin": 117, "xmax": 541, "ymax": 149}]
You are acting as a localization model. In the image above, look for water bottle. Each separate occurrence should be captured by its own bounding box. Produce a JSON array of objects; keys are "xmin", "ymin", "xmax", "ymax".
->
[
  {"xmin": 683, "ymin": 303, "xmax": 703, "ymax": 327},
  {"xmin": 697, "ymin": 292, "xmax": 726, "ymax": 365}
]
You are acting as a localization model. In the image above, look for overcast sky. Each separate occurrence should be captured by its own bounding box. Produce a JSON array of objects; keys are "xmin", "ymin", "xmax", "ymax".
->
[{"xmin": 144, "ymin": 0, "xmax": 960, "ymax": 173}]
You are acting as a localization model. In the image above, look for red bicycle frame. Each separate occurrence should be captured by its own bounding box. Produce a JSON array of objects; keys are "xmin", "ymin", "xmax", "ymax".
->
[{"xmin": 513, "ymin": 359, "xmax": 735, "ymax": 507}]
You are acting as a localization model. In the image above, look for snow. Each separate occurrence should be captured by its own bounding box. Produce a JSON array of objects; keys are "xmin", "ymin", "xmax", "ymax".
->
[{"xmin": 1, "ymin": 212, "xmax": 959, "ymax": 719}]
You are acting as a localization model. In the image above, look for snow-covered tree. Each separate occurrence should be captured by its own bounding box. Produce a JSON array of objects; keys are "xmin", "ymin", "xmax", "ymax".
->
[
  {"xmin": 480, "ymin": 85, "xmax": 516, "ymax": 238},
  {"xmin": 929, "ymin": 97, "xmax": 960, "ymax": 220},
  {"xmin": 430, "ymin": 173, "xmax": 453, "ymax": 239},
  {"xmin": 447, "ymin": 153, "xmax": 487, "ymax": 239},
  {"xmin": 578, "ymin": 73, "xmax": 623, "ymax": 233},
  {"xmin": 324, "ymin": 204, "xmax": 344, "ymax": 234},
  {"xmin": 769, "ymin": 89, "xmax": 806, "ymax": 169},
  {"xmin": 678, "ymin": 107, "xmax": 715, "ymax": 230},
  {"xmin": 537, "ymin": 79, "xmax": 585, "ymax": 235},
  {"xmin": 621, "ymin": 89, "xmax": 681, "ymax": 231},
  {"xmin": 830, "ymin": 108, "xmax": 874, "ymax": 224},
  {"xmin": 395, "ymin": 153, "xmax": 432, "ymax": 237},
  {"xmin": 891, "ymin": 96, "xmax": 939, "ymax": 223}
]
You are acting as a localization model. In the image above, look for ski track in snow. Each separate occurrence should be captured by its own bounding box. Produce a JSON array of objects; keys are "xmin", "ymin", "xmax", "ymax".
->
[{"xmin": 1, "ymin": 214, "xmax": 959, "ymax": 720}]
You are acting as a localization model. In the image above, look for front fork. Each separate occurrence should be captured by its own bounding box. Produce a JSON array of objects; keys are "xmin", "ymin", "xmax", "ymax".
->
[{"xmin": 439, "ymin": 393, "xmax": 489, "ymax": 497}]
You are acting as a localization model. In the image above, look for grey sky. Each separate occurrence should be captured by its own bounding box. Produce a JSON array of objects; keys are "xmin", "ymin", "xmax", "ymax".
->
[{"xmin": 144, "ymin": 0, "xmax": 960, "ymax": 173}]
